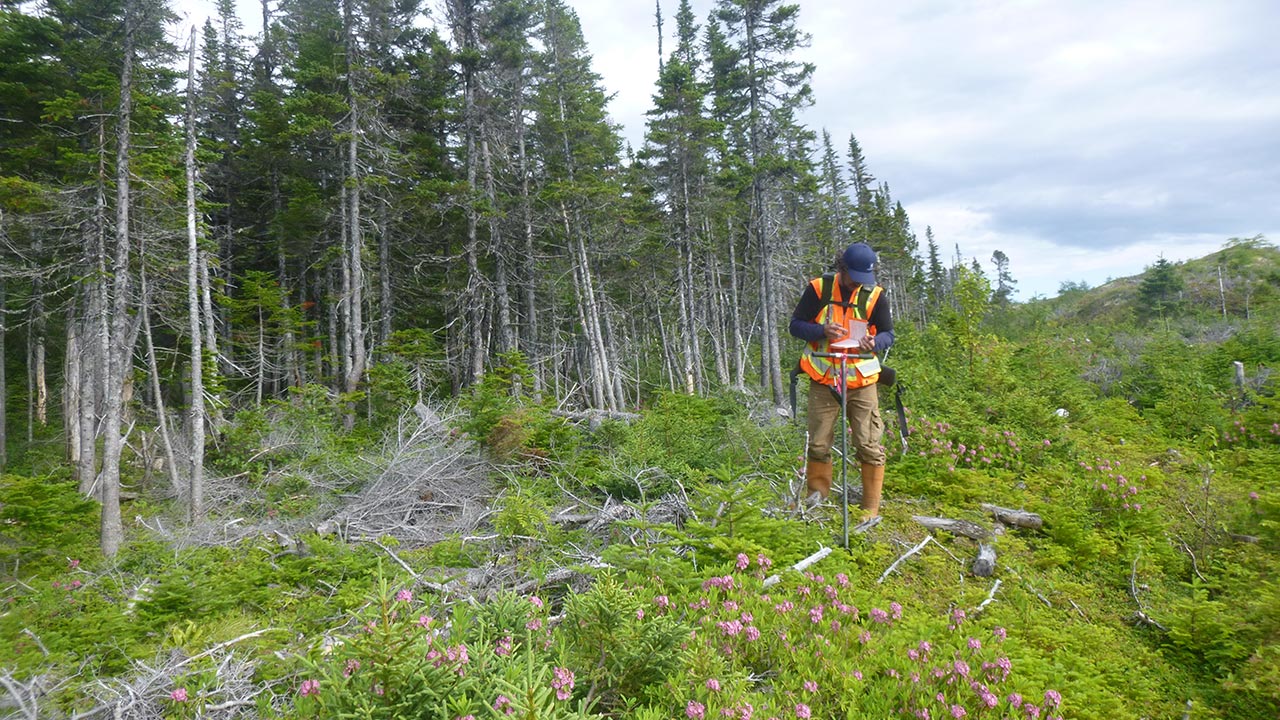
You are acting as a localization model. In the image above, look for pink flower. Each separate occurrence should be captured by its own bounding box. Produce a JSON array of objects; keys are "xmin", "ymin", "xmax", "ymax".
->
[
  {"xmin": 636, "ymin": 608, "xmax": 645, "ymax": 620},
  {"xmin": 717, "ymin": 619, "xmax": 744, "ymax": 637},
  {"xmin": 299, "ymin": 679, "xmax": 320, "ymax": 697},
  {"xmin": 706, "ymin": 678, "xmax": 722, "ymax": 692},
  {"xmin": 993, "ymin": 626, "xmax": 1007, "ymax": 641},
  {"xmin": 655, "ymin": 595, "xmax": 671, "ymax": 609},
  {"xmin": 870, "ymin": 608, "xmax": 889, "ymax": 623},
  {"xmin": 494, "ymin": 695, "xmax": 514, "ymax": 715},
  {"xmin": 853, "ymin": 670, "xmax": 863, "ymax": 680},
  {"xmin": 744, "ymin": 626, "xmax": 761, "ymax": 641},
  {"xmin": 687, "ymin": 700, "xmax": 706, "ymax": 719},
  {"xmin": 1044, "ymin": 690, "xmax": 1062, "ymax": 708},
  {"xmin": 529, "ymin": 595, "xmax": 544, "ymax": 610},
  {"xmin": 169, "ymin": 688, "xmax": 188, "ymax": 702},
  {"xmin": 526, "ymin": 618, "xmax": 543, "ymax": 631},
  {"xmin": 890, "ymin": 601, "xmax": 903, "ymax": 619},
  {"xmin": 809, "ymin": 606, "xmax": 824, "ymax": 623},
  {"xmin": 795, "ymin": 703, "xmax": 812, "ymax": 719},
  {"xmin": 802, "ymin": 680, "xmax": 818, "ymax": 692},
  {"xmin": 343, "ymin": 659, "xmax": 361, "ymax": 677},
  {"xmin": 495, "ymin": 635, "xmax": 513, "ymax": 656},
  {"xmin": 736, "ymin": 553, "xmax": 750, "ymax": 571},
  {"xmin": 1250, "ymin": 491, "xmax": 1260, "ymax": 500},
  {"xmin": 968, "ymin": 637, "xmax": 982, "ymax": 651},
  {"xmin": 1007, "ymin": 693, "xmax": 1023, "ymax": 708},
  {"xmin": 703, "ymin": 575, "xmax": 737, "ymax": 591},
  {"xmin": 835, "ymin": 573, "xmax": 849, "ymax": 587},
  {"xmin": 395, "ymin": 589, "xmax": 413, "ymax": 603},
  {"xmin": 950, "ymin": 704, "xmax": 967, "ymax": 718},
  {"xmin": 418, "ymin": 615, "xmax": 434, "ymax": 628},
  {"xmin": 551, "ymin": 667, "xmax": 575, "ymax": 701},
  {"xmin": 757, "ymin": 553, "xmax": 773, "ymax": 570}
]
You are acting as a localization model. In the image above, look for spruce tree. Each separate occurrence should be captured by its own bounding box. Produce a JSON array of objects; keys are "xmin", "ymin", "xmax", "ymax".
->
[
  {"xmin": 713, "ymin": 0, "xmax": 814, "ymax": 407},
  {"xmin": 1138, "ymin": 256, "xmax": 1184, "ymax": 322}
]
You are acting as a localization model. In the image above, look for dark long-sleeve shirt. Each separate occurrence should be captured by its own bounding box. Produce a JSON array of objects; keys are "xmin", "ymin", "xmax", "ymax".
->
[{"xmin": 789, "ymin": 282, "xmax": 895, "ymax": 353}]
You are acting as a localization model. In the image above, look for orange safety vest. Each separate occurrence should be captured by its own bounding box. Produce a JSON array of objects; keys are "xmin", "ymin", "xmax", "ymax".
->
[{"xmin": 799, "ymin": 276, "xmax": 883, "ymax": 389}]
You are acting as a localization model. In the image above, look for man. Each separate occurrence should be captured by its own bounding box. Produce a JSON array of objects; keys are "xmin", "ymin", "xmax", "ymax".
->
[{"xmin": 788, "ymin": 242, "xmax": 894, "ymax": 516}]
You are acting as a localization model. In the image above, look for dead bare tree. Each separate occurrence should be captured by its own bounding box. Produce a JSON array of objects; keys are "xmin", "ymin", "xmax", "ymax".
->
[
  {"xmin": 185, "ymin": 28, "xmax": 206, "ymax": 521},
  {"xmin": 98, "ymin": 0, "xmax": 140, "ymax": 557}
]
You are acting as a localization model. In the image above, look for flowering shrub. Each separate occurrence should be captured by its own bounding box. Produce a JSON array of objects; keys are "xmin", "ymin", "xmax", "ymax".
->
[
  {"xmin": 656, "ymin": 559, "xmax": 1066, "ymax": 720},
  {"xmin": 1080, "ymin": 457, "xmax": 1145, "ymax": 514},
  {"xmin": 893, "ymin": 410, "xmax": 1053, "ymax": 475},
  {"xmin": 295, "ymin": 578, "xmax": 597, "ymax": 719}
]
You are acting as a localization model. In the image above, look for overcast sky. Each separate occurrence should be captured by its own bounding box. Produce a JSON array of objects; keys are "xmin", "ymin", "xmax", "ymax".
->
[{"xmin": 174, "ymin": 0, "xmax": 1280, "ymax": 299}]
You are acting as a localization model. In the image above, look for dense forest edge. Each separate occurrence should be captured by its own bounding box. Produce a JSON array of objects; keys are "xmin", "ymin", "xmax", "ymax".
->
[{"xmin": 2, "ymin": 0, "xmax": 1279, "ymax": 717}]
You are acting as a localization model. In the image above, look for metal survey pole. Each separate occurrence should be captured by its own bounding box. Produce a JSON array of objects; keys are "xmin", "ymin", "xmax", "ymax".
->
[
  {"xmin": 815, "ymin": 350, "xmax": 853, "ymax": 549},
  {"xmin": 838, "ymin": 352, "xmax": 850, "ymax": 549}
]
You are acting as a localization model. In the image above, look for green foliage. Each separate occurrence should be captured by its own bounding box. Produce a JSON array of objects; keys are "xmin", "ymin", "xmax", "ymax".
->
[
  {"xmin": 1137, "ymin": 256, "xmax": 1185, "ymax": 322},
  {"xmin": 560, "ymin": 574, "xmax": 688, "ymax": 712},
  {"xmin": 947, "ymin": 263, "xmax": 993, "ymax": 372},
  {"xmin": 0, "ymin": 473, "xmax": 98, "ymax": 575},
  {"xmin": 619, "ymin": 393, "xmax": 746, "ymax": 486}
]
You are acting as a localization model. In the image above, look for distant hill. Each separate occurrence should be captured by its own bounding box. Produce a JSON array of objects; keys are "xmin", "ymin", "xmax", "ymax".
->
[{"xmin": 1029, "ymin": 236, "xmax": 1280, "ymax": 326}]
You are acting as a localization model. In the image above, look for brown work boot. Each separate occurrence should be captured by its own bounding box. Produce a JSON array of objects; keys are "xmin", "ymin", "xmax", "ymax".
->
[
  {"xmin": 806, "ymin": 460, "xmax": 833, "ymax": 502},
  {"xmin": 860, "ymin": 463, "xmax": 885, "ymax": 517}
]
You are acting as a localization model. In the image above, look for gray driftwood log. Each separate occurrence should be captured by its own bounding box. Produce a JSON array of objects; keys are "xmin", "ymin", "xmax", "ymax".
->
[
  {"xmin": 911, "ymin": 515, "xmax": 991, "ymax": 540},
  {"xmin": 980, "ymin": 503, "xmax": 1043, "ymax": 530}
]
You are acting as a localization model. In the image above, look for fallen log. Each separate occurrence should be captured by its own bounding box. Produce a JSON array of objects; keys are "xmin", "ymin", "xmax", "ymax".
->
[
  {"xmin": 972, "ymin": 543, "xmax": 997, "ymax": 577},
  {"xmin": 550, "ymin": 409, "xmax": 641, "ymax": 427},
  {"xmin": 763, "ymin": 546, "xmax": 833, "ymax": 587},
  {"xmin": 980, "ymin": 503, "xmax": 1043, "ymax": 530},
  {"xmin": 911, "ymin": 515, "xmax": 990, "ymax": 540},
  {"xmin": 878, "ymin": 536, "xmax": 933, "ymax": 584}
]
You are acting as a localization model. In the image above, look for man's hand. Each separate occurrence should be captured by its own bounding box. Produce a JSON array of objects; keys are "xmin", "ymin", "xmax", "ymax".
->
[
  {"xmin": 858, "ymin": 335, "xmax": 876, "ymax": 353},
  {"xmin": 823, "ymin": 323, "xmax": 847, "ymax": 342}
]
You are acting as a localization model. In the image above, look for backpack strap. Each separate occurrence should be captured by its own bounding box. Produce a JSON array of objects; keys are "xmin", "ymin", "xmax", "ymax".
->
[{"xmin": 820, "ymin": 272, "xmax": 835, "ymax": 308}]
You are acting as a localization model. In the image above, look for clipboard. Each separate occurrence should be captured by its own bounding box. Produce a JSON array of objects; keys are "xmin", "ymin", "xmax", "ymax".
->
[{"xmin": 829, "ymin": 319, "xmax": 867, "ymax": 351}]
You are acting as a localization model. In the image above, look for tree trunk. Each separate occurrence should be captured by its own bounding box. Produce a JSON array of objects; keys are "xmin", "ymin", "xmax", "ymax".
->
[
  {"xmin": 706, "ymin": 237, "xmax": 729, "ymax": 385},
  {"xmin": 64, "ymin": 310, "xmax": 80, "ymax": 478},
  {"xmin": 676, "ymin": 240, "xmax": 696, "ymax": 395},
  {"xmin": 31, "ymin": 236, "xmax": 47, "ymax": 427},
  {"xmin": 727, "ymin": 224, "xmax": 745, "ymax": 388},
  {"xmin": 483, "ymin": 135, "xmax": 514, "ymax": 355},
  {"xmin": 140, "ymin": 270, "xmax": 181, "ymax": 496},
  {"xmin": 100, "ymin": 0, "xmax": 137, "ymax": 557},
  {"xmin": 0, "ymin": 277, "xmax": 6, "ymax": 472},
  {"xmin": 515, "ymin": 82, "xmax": 541, "ymax": 395},
  {"xmin": 378, "ymin": 204, "xmax": 391, "ymax": 350},
  {"xmin": 77, "ymin": 308, "xmax": 100, "ymax": 495},
  {"xmin": 199, "ymin": 251, "xmax": 219, "ymax": 372},
  {"xmin": 186, "ymin": 29, "xmax": 206, "ymax": 521},
  {"xmin": 343, "ymin": 14, "xmax": 366, "ymax": 399}
]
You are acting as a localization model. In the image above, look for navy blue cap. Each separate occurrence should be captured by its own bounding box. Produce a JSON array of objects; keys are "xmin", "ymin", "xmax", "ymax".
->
[{"xmin": 842, "ymin": 243, "xmax": 876, "ymax": 285}]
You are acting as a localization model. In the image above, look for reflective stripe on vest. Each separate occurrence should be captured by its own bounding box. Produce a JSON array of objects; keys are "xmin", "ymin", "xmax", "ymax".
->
[{"xmin": 799, "ymin": 277, "xmax": 883, "ymax": 389}]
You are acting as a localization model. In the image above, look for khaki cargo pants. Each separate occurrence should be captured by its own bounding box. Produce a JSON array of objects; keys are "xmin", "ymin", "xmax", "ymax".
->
[{"xmin": 806, "ymin": 379, "xmax": 886, "ymax": 466}]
